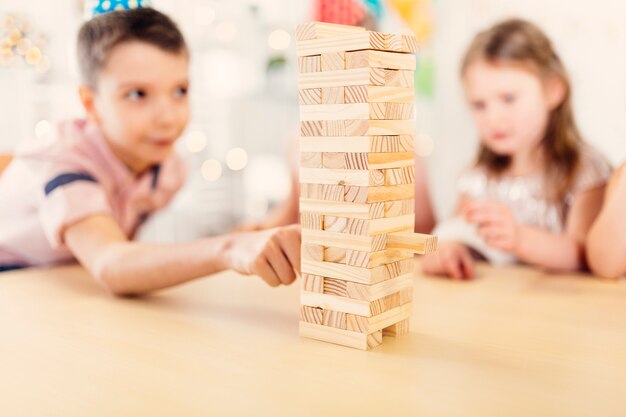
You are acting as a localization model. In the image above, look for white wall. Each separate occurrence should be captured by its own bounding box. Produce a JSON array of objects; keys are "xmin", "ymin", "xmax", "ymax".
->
[{"xmin": 2, "ymin": 0, "xmax": 625, "ymax": 231}]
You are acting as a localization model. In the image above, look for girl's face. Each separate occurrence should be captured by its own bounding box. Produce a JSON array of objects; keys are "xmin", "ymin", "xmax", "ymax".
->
[{"xmin": 463, "ymin": 60, "xmax": 556, "ymax": 158}]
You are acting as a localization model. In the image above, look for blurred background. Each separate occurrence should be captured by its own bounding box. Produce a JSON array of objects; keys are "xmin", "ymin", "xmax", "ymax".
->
[{"xmin": 1, "ymin": 0, "xmax": 625, "ymax": 242}]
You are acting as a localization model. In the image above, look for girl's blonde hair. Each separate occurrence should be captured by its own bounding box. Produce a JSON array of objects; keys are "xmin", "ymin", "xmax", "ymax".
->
[{"xmin": 461, "ymin": 18, "xmax": 581, "ymax": 202}]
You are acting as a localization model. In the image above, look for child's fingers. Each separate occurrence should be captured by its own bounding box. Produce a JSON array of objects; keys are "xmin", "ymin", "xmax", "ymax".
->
[
  {"xmin": 254, "ymin": 257, "xmax": 282, "ymax": 287},
  {"xmin": 264, "ymin": 236, "xmax": 297, "ymax": 285},
  {"xmin": 422, "ymin": 253, "xmax": 443, "ymax": 276},
  {"xmin": 275, "ymin": 225, "xmax": 301, "ymax": 276},
  {"xmin": 458, "ymin": 248, "xmax": 475, "ymax": 279},
  {"xmin": 442, "ymin": 250, "xmax": 463, "ymax": 280}
]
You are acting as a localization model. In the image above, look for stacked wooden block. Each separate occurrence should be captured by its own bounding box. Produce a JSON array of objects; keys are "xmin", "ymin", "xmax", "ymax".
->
[{"xmin": 295, "ymin": 22, "xmax": 437, "ymax": 350}]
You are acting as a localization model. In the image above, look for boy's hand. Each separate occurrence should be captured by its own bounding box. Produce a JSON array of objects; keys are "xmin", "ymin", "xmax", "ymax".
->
[
  {"xmin": 225, "ymin": 225, "xmax": 301, "ymax": 287},
  {"xmin": 421, "ymin": 241, "xmax": 475, "ymax": 280},
  {"xmin": 464, "ymin": 201, "xmax": 520, "ymax": 253}
]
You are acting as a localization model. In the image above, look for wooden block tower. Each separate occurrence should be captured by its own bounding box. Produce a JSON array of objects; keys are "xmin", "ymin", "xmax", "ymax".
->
[{"xmin": 295, "ymin": 22, "xmax": 438, "ymax": 350}]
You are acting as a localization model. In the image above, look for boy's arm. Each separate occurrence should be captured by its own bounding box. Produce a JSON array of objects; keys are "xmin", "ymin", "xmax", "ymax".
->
[
  {"xmin": 64, "ymin": 215, "xmax": 301, "ymax": 296},
  {"xmin": 515, "ymin": 185, "xmax": 605, "ymax": 272},
  {"xmin": 588, "ymin": 166, "xmax": 626, "ymax": 278}
]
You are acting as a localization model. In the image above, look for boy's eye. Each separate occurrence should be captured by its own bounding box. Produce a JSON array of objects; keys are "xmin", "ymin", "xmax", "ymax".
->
[
  {"xmin": 174, "ymin": 86, "xmax": 188, "ymax": 98},
  {"xmin": 126, "ymin": 89, "xmax": 146, "ymax": 100},
  {"xmin": 502, "ymin": 93, "xmax": 516, "ymax": 104}
]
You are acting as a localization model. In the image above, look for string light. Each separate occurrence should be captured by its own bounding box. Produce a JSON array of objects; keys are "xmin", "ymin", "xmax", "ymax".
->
[
  {"xmin": 267, "ymin": 29, "xmax": 291, "ymax": 51},
  {"xmin": 185, "ymin": 130, "xmax": 207, "ymax": 153},
  {"xmin": 201, "ymin": 159, "xmax": 222, "ymax": 182},
  {"xmin": 226, "ymin": 147, "xmax": 248, "ymax": 171}
]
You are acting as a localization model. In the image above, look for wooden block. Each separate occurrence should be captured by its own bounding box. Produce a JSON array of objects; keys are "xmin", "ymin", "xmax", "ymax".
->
[
  {"xmin": 344, "ymin": 119, "xmax": 414, "ymax": 136},
  {"xmin": 302, "ymin": 243, "xmax": 324, "ymax": 261},
  {"xmin": 323, "ymin": 215, "xmax": 347, "ymax": 233},
  {"xmin": 302, "ymin": 274, "xmax": 324, "ymax": 292},
  {"xmin": 386, "ymin": 34, "xmax": 403, "ymax": 52},
  {"xmin": 300, "ymin": 305, "xmax": 323, "ymax": 324},
  {"xmin": 344, "ymin": 214, "xmax": 414, "ymax": 236},
  {"xmin": 367, "ymin": 103, "xmax": 413, "ymax": 120},
  {"xmin": 301, "ymin": 290, "xmax": 405, "ymax": 319},
  {"xmin": 322, "ymin": 152, "xmax": 347, "ymax": 169},
  {"xmin": 387, "ymin": 231, "xmax": 438, "ymax": 254},
  {"xmin": 345, "ymin": 50, "xmax": 416, "ymax": 70},
  {"xmin": 300, "ymin": 103, "xmax": 413, "ymax": 122},
  {"xmin": 298, "ymin": 88, "xmax": 322, "ymax": 105},
  {"xmin": 402, "ymin": 34, "xmax": 418, "ymax": 53},
  {"xmin": 344, "ymin": 153, "xmax": 369, "ymax": 170},
  {"xmin": 300, "ymin": 152, "xmax": 322, "ymax": 168},
  {"xmin": 299, "ymin": 199, "xmax": 383, "ymax": 220},
  {"xmin": 301, "ymin": 213, "xmax": 323, "ymax": 230},
  {"xmin": 346, "ymin": 303, "xmax": 412, "ymax": 334},
  {"xmin": 385, "ymin": 166, "xmax": 415, "ymax": 185},
  {"xmin": 399, "ymin": 287, "xmax": 413, "ymax": 304},
  {"xmin": 343, "ymin": 184, "xmax": 414, "ymax": 204},
  {"xmin": 323, "ymin": 277, "xmax": 348, "ymax": 297},
  {"xmin": 300, "ymin": 183, "xmax": 344, "ymax": 202},
  {"xmin": 321, "ymin": 87, "xmax": 344, "ymax": 104},
  {"xmin": 321, "ymin": 52, "xmax": 344, "ymax": 71},
  {"xmin": 301, "ymin": 291, "xmax": 371, "ymax": 316},
  {"xmin": 345, "ymin": 218, "xmax": 368, "ymax": 236},
  {"xmin": 345, "ymin": 85, "xmax": 414, "ymax": 104},
  {"xmin": 300, "ymin": 119, "xmax": 414, "ymax": 137},
  {"xmin": 302, "ymin": 229, "xmax": 388, "ymax": 250},
  {"xmin": 299, "ymin": 167, "xmax": 385, "ymax": 187},
  {"xmin": 370, "ymin": 291, "xmax": 401, "ymax": 315},
  {"xmin": 384, "ymin": 69, "xmax": 414, "ymax": 88},
  {"xmin": 383, "ymin": 318, "xmax": 410, "ymax": 337},
  {"xmin": 299, "ymin": 321, "xmax": 380, "ymax": 350},
  {"xmin": 300, "ymin": 136, "xmax": 414, "ymax": 154},
  {"xmin": 367, "ymin": 184, "xmax": 415, "ymax": 202},
  {"xmin": 367, "ymin": 331, "xmax": 383, "ymax": 349},
  {"xmin": 368, "ymin": 152, "xmax": 415, "ymax": 170},
  {"xmin": 298, "ymin": 67, "xmax": 385, "ymax": 89},
  {"xmin": 323, "ymin": 246, "xmax": 346, "ymax": 263},
  {"xmin": 298, "ymin": 55, "xmax": 321, "ymax": 73},
  {"xmin": 401, "ymin": 199, "xmax": 414, "ymax": 215},
  {"xmin": 384, "ymin": 200, "xmax": 410, "ymax": 217},
  {"xmin": 322, "ymin": 309, "xmax": 347, "ymax": 329},
  {"xmin": 299, "ymin": 103, "xmax": 369, "ymax": 121},
  {"xmin": 296, "ymin": 31, "xmax": 413, "ymax": 56},
  {"xmin": 301, "ymin": 258, "xmax": 411, "ymax": 285},
  {"xmin": 295, "ymin": 22, "xmax": 365, "ymax": 41},
  {"xmin": 345, "ymin": 248, "xmax": 413, "ymax": 268},
  {"xmin": 345, "ymin": 273, "xmax": 413, "ymax": 301}
]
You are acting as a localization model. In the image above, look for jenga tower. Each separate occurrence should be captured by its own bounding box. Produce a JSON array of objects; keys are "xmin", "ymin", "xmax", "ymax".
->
[{"xmin": 295, "ymin": 22, "xmax": 438, "ymax": 350}]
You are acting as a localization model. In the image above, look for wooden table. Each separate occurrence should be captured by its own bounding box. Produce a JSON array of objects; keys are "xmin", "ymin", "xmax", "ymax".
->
[{"xmin": 2, "ymin": 261, "xmax": 626, "ymax": 416}]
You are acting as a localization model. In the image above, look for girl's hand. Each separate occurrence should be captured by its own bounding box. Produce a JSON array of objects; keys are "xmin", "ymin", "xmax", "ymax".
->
[
  {"xmin": 464, "ymin": 201, "xmax": 520, "ymax": 253},
  {"xmin": 421, "ymin": 241, "xmax": 475, "ymax": 280}
]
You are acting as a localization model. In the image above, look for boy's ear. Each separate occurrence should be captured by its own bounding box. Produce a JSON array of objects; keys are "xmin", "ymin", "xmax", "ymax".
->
[
  {"xmin": 78, "ymin": 85, "xmax": 101, "ymax": 124},
  {"xmin": 545, "ymin": 75, "xmax": 567, "ymax": 111}
]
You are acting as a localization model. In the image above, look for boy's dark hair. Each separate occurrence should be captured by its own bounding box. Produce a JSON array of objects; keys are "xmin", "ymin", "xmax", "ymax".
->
[{"xmin": 77, "ymin": 8, "xmax": 187, "ymax": 88}]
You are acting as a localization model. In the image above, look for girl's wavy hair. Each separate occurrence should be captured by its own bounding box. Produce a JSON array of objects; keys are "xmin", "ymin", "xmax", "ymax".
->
[{"xmin": 461, "ymin": 18, "xmax": 582, "ymax": 202}]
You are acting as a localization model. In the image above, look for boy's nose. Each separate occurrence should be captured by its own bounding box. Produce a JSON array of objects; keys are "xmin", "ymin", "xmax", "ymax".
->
[{"xmin": 153, "ymin": 98, "xmax": 179, "ymax": 127}]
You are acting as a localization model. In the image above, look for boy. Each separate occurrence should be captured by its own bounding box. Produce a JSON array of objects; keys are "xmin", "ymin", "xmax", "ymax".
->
[{"xmin": 0, "ymin": 8, "xmax": 301, "ymax": 294}]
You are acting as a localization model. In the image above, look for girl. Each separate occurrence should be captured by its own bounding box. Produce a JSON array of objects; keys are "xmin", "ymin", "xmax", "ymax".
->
[{"xmin": 422, "ymin": 18, "xmax": 611, "ymax": 280}]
